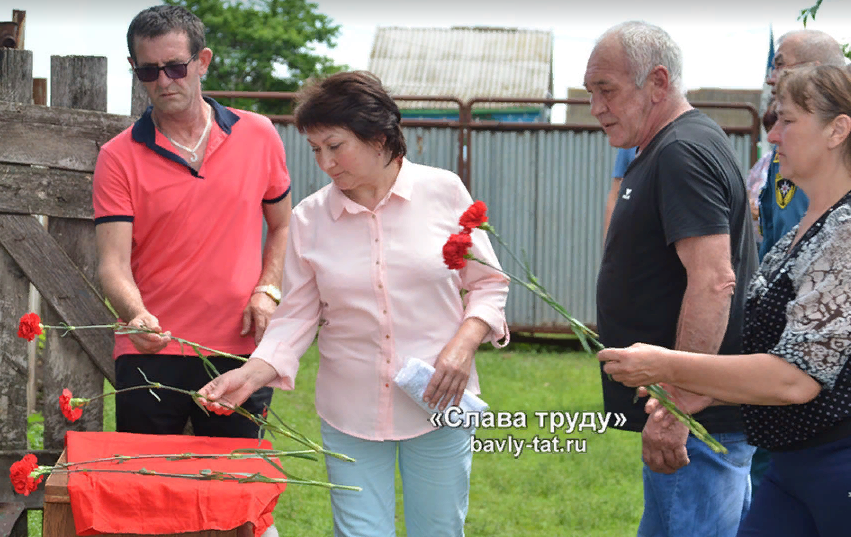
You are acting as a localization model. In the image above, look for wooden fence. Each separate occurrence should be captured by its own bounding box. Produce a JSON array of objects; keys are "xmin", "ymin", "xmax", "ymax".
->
[{"xmin": 0, "ymin": 50, "xmax": 133, "ymax": 524}]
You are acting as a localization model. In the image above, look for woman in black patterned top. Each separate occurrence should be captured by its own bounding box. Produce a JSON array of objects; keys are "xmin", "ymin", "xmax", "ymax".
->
[{"xmin": 599, "ymin": 64, "xmax": 851, "ymax": 536}]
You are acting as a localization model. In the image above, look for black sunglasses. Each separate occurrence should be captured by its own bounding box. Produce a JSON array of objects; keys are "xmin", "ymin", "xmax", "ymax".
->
[{"xmin": 134, "ymin": 54, "xmax": 197, "ymax": 83}]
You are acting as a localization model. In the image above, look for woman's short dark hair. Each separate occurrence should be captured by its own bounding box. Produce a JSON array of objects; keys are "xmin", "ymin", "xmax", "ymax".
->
[
  {"xmin": 294, "ymin": 71, "xmax": 407, "ymax": 162},
  {"xmin": 127, "ymin": 5, "xmax": 206, "ymax": 62},
  {"xmin": 762, "ymin": 98, "xmax": 778, "ymax": 132},
  {"xmin": 777, "ymin": 65, "xmax": 851, "ymax": 166}
]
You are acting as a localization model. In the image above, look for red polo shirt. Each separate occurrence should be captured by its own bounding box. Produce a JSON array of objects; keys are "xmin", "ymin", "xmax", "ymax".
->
[{"xmin": 93, "ymin": 99, "xmax": 290, "ymax": 357}]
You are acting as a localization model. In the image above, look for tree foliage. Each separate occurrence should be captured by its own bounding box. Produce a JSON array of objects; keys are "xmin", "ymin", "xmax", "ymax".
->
[
  {"xmin": 797, "ymin": 0, "xmax": 823, "ymax": 26},
  {"xmin": 797, "ymin": 0, "xmax": 851, "ymax": 60},
  {"xmin": 165, "ymin": 0, "xmax": 346, "ymax": 114}
]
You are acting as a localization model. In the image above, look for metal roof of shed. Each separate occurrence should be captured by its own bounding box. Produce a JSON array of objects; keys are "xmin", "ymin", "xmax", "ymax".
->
[{"xmin": 368, "ymin": 26, "xmax": 554, "ymax": 110}]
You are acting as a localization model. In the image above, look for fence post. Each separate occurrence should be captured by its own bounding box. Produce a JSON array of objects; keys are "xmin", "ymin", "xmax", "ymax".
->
[
  {"xmin": 26, "ymin": 78, "xmax": 47, "ymax": 418},
  {"xmin": 130, "ymin": 75, "xmax": 150, "ymax": 118},
  {"xmin": 0, "ymin": 48, "xmax": 34, "ymax": 508},
  {"xmin": 41, "ymin": 56, "xmax": 108, "ymax": 449},
  {"xmin": 0, "ymin": 48, "xmax": 32, "ymax": 103},
  {"xmin": 31, "ymin": 78, "xmax": 46, "ymax": 106}
]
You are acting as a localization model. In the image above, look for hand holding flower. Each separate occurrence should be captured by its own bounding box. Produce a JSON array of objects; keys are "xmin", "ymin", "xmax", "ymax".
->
[
  {"xmin": 642, "ymin": 382, "xmax": 709, "ymax": 475},
  {"xmin": 127, "ymin": 312, "xmax": 171, "ymax": 354},
  {"xmin": 642, "ymin": 409, "xmax": 690, "ymax": 474},
  {"xmin": 198, "ymin": 358, "xmax": 279, "ymax": 415},
  {"xmin": 598, "ymin": 343, "xmax": 674, "ymax": 387},
  {"xmin": 642, "ymin": 385, "xmax": 716, "ymax": 429}
]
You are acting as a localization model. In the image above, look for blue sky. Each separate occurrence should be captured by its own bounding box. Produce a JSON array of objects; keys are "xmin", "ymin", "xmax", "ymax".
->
[{"xmin": 2, "ymin": 0, "xmax": 849, "ymax": 117}]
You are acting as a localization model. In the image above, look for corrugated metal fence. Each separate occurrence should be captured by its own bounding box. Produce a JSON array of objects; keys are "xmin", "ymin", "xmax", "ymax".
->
[
  {"xmin": 277, "ymin": 122, "xmax": 754, "ymax": 331},
  {"xmin": 277, "ymin": 125, "xmax": 460, "ymax": 204}
]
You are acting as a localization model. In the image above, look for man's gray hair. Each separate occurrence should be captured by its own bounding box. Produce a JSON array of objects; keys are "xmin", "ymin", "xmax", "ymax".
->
[
  {"xmin": 599, "ymin": 21, "xmax": 685, "ymax": 94},
  {"xmin": 778, "ymin": 29, "xmax": 847, "ymax": 67}
]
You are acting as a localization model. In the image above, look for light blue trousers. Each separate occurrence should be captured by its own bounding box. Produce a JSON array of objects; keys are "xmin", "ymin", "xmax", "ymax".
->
[{"xmin": 321, "ymin": 420, "xmax": 473, "ymax": 537}]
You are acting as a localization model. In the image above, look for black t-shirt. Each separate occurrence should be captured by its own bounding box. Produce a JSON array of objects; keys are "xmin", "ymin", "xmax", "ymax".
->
[{"xmin": 597, "ymin": 109, "xmax": 758, "ymax": 433}]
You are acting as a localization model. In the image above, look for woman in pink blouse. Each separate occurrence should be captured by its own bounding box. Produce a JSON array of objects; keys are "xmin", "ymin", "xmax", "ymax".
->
[{"xmin": 199, "ymin": 71, "xmax": 510, "ymax": 536}]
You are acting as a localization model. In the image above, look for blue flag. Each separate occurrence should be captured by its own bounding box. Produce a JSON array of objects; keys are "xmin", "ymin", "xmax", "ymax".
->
[{"xmin": 765, "ymin": 25, "xmax": 775, "ymax": 82}]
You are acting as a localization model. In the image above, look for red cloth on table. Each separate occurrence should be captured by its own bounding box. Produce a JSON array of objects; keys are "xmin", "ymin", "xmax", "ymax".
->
[{"xmin": 65, "ymin": 431, "xmax": 286, "ymax": 537}]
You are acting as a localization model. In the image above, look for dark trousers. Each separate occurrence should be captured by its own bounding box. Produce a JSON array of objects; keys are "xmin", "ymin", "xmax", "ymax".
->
[
  {"xmin": 115, "ymin": 353, "xmax": 273, "ymax": 438},
  {"xmin": 737, "ymin": 434, "xmax": 851, "ymax": 536}
]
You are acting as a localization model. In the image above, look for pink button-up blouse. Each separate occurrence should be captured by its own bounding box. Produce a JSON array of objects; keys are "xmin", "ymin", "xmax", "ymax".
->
[{"xmin": 252, "ymin": 158, "xmax": 510, "ymax": 440}]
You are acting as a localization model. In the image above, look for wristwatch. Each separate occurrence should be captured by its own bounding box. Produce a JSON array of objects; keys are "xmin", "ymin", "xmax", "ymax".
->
[{"xmin": 253, "ymin": 284, "xmax": 282, "ymax": 305}]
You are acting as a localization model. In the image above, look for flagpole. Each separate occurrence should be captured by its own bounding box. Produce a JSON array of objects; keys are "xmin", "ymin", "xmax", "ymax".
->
[{"xmin": 759, "ymin": 24, "xmax": 775, "ymax": 159}]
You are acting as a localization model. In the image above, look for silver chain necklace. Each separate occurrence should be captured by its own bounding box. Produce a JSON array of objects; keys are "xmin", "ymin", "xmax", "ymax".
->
[{"xmin": 157, "ymin": 106, "xmax": 213, "ymax": 163}]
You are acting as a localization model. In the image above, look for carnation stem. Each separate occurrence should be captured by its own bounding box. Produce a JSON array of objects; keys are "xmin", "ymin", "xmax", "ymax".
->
[
  {"xmin": 41, "ymin": 322, "xmax": 246, "ymax": 379},
  {"xmin": 52, "ymin": 450, "xmax": 320, "ymax": 470},
  {"xmin": 644, "ymin": 384, "xmax": 727, "ymax": 453},
  {"xmin": 83, "ymin": 378, "xmax": 356, "ymax": 463},
  {"xmin": 467, "ymin": 254, "xmax": 601, "ymax": 353},
  {"xmin": 34, "ymin": 316, "xmax": 358, "ymax": 465},
  {"xmin": 478, "ymin": 224, "xmax": 530, "ymax": 277},
  {"xmin": 40, "ymin": 467, "xmax": 362, "ymax": 491},
  {"xmin": 467, "ymin": 235, "xmax": 727, "ymax": 455}
]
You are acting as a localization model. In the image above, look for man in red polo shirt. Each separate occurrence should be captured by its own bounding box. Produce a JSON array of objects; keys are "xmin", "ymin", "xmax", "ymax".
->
[{"xmin": 93, "ymin": 5, "xmax": 292, "ymax": 439}]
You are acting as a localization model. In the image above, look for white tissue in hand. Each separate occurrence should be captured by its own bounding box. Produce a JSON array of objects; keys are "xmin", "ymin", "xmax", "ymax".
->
[{"xmin": 393, "ymin": 357, "xmax": 489, "ymax": 415}]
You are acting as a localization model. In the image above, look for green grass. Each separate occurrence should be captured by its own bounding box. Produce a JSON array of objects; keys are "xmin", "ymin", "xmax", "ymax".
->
[
  {"xmin": 27, "ymin": 413, "xmax": 44, "ymax": 536},
  {"xmin": 28, "ymin": 345, "xmax": 643, "ymax": 536}
]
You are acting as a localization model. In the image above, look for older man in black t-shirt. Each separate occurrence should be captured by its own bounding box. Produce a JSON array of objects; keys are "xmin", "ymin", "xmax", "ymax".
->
[{"xmin": 584, "ymin": 21, "xmax": 758, "ymax": 537}]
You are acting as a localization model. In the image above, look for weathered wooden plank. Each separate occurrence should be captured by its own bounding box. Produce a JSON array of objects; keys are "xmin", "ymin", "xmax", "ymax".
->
[
  {"xmin": 0, "ymin": 214, "xmax": 116, "ymax": 385},
  {"xmin": 0, "ymin": 100, "xmax": 133, "ymax": 132},
  {"xmin": 0, "ymin": 52, "xmax": 33, "ymax": 496},
  {"xmin": 42, "ymin": 218, "xmax": 105, "ymax": 448},
  {"xmin": 131, "ymin": 73, "xmax": 151, "ymax": 118},
  {"xmin": 0, "ymin": 49, "xmax": 32, "ymax": 103},
  {"xmin": 43, "ymin": 56, "xmax": 107, "ymax": 449},
  {"xmin": 0, "ymin": 501, "xmax": 26, "ymax": 537},
  {"xmin": 0, "ymin": 449, "xmax": 63, "ymax": 508},
  {"xmin": 0, "ymin": 164, "xmax": 93, "ymax": 220},
  {"xmin": 33, "ymin": 78, "xmax": 47, "ymax": 106},
  {"xmin": 0, "ymin": 244, "xmax": 29, "ymax": 455},
  {"xmin": 50, "ymin": 56, "xmax": 107, "ymax": 113},
  {"xmin": 0, "ymin": 50, "xmax": 32, "ymax": 458},
  {"xmin": 0, "ymin": 101, "xmax": 133, "ymax": 172}
]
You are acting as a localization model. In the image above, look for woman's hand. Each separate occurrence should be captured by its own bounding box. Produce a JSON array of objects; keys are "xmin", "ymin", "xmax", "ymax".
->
[
  {"xmin": 197, "ymin": 358, "xmax": 278, "ymax": 414},
  {"xmin": 423, "ymin": 342, "xmax": 475, "ymax": 412},
  {"xmin": 598, "ymin": 343, "xmax": 672, "ymax": 387},
  {"xmin": 423, "ymin": 318, "xmax": 490, "ymax": 411}
]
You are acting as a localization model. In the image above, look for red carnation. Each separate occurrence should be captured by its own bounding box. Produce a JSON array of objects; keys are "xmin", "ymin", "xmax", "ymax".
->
[
  {"xmin": 459, "ymin": 201, "xmax": 488, "ymax": 232},
  {"xmin": 443, "ymin": 232, "xmax": 473, "ymax": 270},
  {"xmin": 59, "ymin": 389, "xmax": 84, "ymax": 422},
  {"xmin": 198, "ymin": 396, "xmax": 234, "ymax": 416},
  {"xmin": 17, "ymin": 312, "xmax": 43, "ymax": 342},
  {"xmin": 209, "ymin": 404, "xmax": 234, "ymax": 416},
  {"xmin": 10, "ymin": 454, "xmax": 44, "ymax": 496}
]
